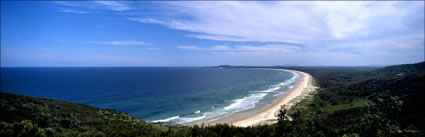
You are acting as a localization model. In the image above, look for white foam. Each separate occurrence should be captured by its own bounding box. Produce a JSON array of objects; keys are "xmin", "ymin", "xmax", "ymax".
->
[
  {"xmin": 177, "ymin": 91, "xmax": 273, "ymax": 124},
  {"xmin": 274, "ymin": 71, "xmax": 299, "ymax": 88},
  {"xmin": 178, "ymin": 113, "xmax": 207, "ymax": 123},
  {"xmin": 272, "ymin": 71, "xmax": 299, "ymax": 97},
  {"xmin": 261, "ymin": 86, "xmax": 281, "ymax": 93},
  {"xmin": 224, "ymin": 97, "xmax": 246, "ymax": 110},
  {"xmin": 223, "ymin": 93, "xmax": 267, "ymax": 112},
  {"xmin": 221, "ymin": 71, "xmax": 300, "ymax": 115},
  {"xmin": 277, "ymin": 79, "xmax": 294, "ymax": 86},
  {"xmin": 152, "ymin": 116, "xmax": 180, "ymax": 123},
  {"xmin": 166, "ymin": 70, "xmax": 302, "ymax": 124}
]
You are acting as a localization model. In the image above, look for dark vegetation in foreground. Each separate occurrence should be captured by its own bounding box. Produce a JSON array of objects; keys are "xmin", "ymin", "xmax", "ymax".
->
[{"xmin": 1, "ymin": 62, "xmax": 424, "ymax": 137}]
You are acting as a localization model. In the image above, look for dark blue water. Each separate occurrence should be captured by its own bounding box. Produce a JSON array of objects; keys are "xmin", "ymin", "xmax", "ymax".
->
[{"xmin": 1, "ymin": 67, "xmax": 299, "ymax": 124}]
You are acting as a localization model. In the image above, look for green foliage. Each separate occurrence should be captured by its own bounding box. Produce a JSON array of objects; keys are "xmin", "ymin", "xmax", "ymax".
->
[
  {"xmin": 0, "ymin": 92, "xmax": 167, "ymax": 137},
  {"xmin": 342, "ymin": 133, "xmax": 360, "ymax": 137},
  {"xmin": 0, "ymin": 120, "xmax": 73, "ymax": 137},
  {"xmin": 278, "ymin": 61, "xmax": 425, "ymax": 137},
  {"xmin": 365, "ymin": 62, "xmax": 425, "ymax": 78}
]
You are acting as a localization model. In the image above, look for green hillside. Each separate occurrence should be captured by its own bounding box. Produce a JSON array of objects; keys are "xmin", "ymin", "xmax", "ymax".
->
[
  {"xmin": 283, "ymin": 62, "xmax": 425, "ymax": 137},
  {"xmin": 366, "ymin": 62, "xmax": 425, "ymax": 77},
  {"xmin": 0, "ymin": 92, "xmax": 167, "ymax": 137}
]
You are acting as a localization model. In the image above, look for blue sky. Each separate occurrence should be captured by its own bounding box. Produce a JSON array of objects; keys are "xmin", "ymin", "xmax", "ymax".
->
[{"xmin": 1, "ymin": 1, "xmax": 424, "ymax": 66}]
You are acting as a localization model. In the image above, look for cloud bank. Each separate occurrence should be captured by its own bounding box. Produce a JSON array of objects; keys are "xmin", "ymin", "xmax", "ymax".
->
[
  {"xmin": 88, "ymin": 40, "xmax": 148, "ymax": 46},
  {"xmin": 131, "ymin": 1, "xmax": 423, "ymax": 44},
  {"xmin": 56, "ymin": 1, "xmax": 424, "ymax": 65}
]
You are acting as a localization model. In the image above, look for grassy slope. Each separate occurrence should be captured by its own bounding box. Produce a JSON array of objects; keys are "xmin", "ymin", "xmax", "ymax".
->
[
  {"xmin": 286, "ymin": 62, "xmax": 425, "ymax": 136},
  {"xmin": 0, "ymin": 92, "xmax": 167, "ymax": 137}
]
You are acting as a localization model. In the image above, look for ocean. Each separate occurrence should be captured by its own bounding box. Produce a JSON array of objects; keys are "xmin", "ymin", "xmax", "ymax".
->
[{"xmin": 1, "ymin": 67, "xmax": 300, "ymax": 124}]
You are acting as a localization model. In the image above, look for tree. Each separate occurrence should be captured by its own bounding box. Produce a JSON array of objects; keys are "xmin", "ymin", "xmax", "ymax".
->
[{"xmin": 275, "ymin": 106, "xmax": 292, "ymax": 137}]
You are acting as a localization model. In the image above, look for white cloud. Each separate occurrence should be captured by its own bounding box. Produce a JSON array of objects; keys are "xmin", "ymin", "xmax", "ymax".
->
[
  {"xmin": 128, "ymin": 18, "xmax": 167, "ymax": 25},
  {"xmin": 178, "ymin": 45, "xmax": 232, "ymax": 51},
  {"xmin": 94, "ymin": 1, "xmax": 131, "ymax": 11},
  {"xmin": 58, "ymin": 9, "xmax": 88, "ymax": 14},
  {"xmin": 56, "ymin": 1, "xmax": 424, "ymax": 47},
  {"xmin": 324, "ymin": 34, "xmax": 425, "ymax": 56},
  {"xmin": 178, "ymin": 45, "xmax": 205, "ymax": 50},
  {"xmin": 178, "ymin": 45, "xmax": 233, "ymax": 51},
  {"xmin": 131, "ymin": 1, "xmax": 423, "ymax": 44},
  {"xmin": 55, "ymin": 1, "xmax": 131, "ymax": 12},
  {"xmin": 89, "ymin": 41, "xmax": 147, "ymax": 46},
  {"xmin": 211, "ymin": 45, "xmax": 232, "ymax": 51},
  {"xmin": 51, "ymin": 1, "xmax": 424, "ymax": 65},
  {"xmin": 178, "ymin": 44, "xmax": 298, "ymax": 54},
  {"xmin": 236, "ymin": 45, "xmax": 299, "ymax": 53}
]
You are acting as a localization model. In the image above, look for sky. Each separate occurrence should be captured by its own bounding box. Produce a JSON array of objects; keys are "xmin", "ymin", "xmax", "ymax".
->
[{"xmin": 1, "ymin": 1, "xmax": 424, "ymax": 66}]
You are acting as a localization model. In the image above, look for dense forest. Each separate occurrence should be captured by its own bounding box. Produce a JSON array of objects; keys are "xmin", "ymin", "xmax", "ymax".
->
[{"xmin": 1, "ymin": 61, "xmax": 424, "ymax": 137}]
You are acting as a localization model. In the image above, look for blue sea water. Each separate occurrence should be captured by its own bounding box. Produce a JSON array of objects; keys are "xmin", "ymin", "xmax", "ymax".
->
[{"xmin": 1, "ymin": 67, "xmax": 300, "ymax": 124}]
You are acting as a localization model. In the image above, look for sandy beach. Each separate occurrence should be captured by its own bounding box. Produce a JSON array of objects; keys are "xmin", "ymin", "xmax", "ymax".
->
[{"xmin": 204, "ymin": 69, "xmax": 316, "ymax": 127}]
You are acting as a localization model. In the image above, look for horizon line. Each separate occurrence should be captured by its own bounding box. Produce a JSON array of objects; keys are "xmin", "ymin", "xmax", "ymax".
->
[{"xmin": 0, "ymin": 65, "xmax": 392, "ymax": 68}]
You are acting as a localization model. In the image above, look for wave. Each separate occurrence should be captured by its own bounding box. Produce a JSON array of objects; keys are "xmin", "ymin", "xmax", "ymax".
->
[
  {"xmin": 224, "ymin": 93, "xmax": 267, "ymax": 112},
  {"xmin": 224, "ymin": 97, "xmax": 246, "ymax": 110},
  {"xmin": 277, "ymin": 71, "xmax": 299, "ymax": 86},
  {"xmin": 152, "ymin": 115, "xmax": 180, "ymax": 123},
  {"xmin": 154, "ymin": 70, "xmax": 301, "ymax": 124},
  {"xmin": 185, "ymin": 71, "xmax": 300, "ymax": 123},
  {"xmin": 261, "ymin": 86, "xmax": 281, "ymax": 93},
  {"xmin": 178, "ymin": 113, "xmax": 207, "ymax": 123}
]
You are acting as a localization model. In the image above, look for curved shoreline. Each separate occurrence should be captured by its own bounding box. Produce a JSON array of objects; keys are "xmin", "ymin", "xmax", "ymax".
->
[{"xmin": 202, "ymin": 69, "xmax": 314, "ymax": 127}]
